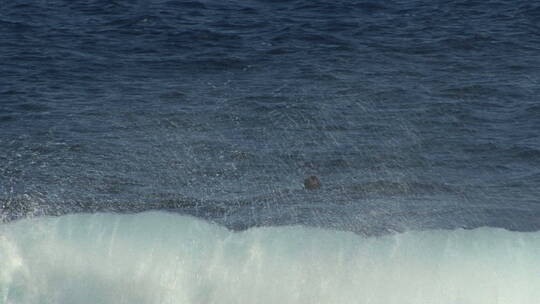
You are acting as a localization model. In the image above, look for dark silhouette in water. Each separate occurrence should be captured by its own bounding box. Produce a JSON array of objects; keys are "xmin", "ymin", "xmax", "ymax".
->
[{"xmin": 304, "ymin": 176, "xmax": 321, "ymax": 190}]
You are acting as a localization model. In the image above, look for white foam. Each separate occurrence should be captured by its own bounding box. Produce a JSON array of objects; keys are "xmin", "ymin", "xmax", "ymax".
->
[{"xmin": 1, "ymin": 212, "xmax": 539, "ymax": 304}]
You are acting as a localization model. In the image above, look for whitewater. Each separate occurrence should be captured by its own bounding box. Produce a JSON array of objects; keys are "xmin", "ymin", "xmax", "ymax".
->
[
  {"xmin": 2, "ymin": 0, "xmax": 540, "ymax": 302},
  {"xmin": 1, "ymin": 211, "xmax": 539, "ymax": 304}
]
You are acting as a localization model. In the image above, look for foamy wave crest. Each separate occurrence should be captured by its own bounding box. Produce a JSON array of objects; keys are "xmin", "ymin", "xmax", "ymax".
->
[{"xmin": 1, "ymin": 212, "xmax": 539, "ymax": 304}]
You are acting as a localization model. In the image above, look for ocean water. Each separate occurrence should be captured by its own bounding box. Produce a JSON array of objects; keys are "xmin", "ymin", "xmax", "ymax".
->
[
  {"xmin": 1, "ymin": 0, "xmax": 540, "ymax": 302},
  {"xmin": 2, "ymin": 212, "xmax": 540, "ymax": 304}
]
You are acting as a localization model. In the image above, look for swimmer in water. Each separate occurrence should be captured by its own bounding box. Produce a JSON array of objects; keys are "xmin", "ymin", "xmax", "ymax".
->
[{"xmin": 304, "ymin": 176, "xmax": 321, "ymax": 190}]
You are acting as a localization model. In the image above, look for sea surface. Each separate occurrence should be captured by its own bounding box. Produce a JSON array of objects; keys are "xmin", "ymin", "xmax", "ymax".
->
[{"xmin": 1, "ymin": 0, "xmax": 540, "ymax": 302}]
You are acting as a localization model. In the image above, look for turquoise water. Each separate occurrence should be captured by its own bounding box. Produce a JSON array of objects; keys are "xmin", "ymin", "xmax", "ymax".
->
[{"xmin": 2, "ymin": 212, "xmax": 539, "ymax": 304}]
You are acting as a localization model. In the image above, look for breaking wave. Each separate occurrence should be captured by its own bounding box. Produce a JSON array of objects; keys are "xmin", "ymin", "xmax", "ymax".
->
[{"xmin": 1, "ymin": 211, "xmax": 539, "ymax": 304}]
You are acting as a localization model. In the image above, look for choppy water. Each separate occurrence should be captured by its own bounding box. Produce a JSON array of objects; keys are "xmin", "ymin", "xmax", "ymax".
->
[
  {"xmin": 2, "ymin": 0, "xmax": 539, "ymax": 232},
  {"xmin": 1, "ymin": 0, "xmax": 540, "ymax": 301}
]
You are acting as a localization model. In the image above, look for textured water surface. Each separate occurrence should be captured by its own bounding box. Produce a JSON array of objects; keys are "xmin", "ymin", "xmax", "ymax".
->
[{"xmin": 1, "ymin": 0, "xmax": 540, "ymax": 233}]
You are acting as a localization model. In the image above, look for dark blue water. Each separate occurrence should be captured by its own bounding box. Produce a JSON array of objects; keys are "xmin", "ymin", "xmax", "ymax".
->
[{"xmin": 1, "ymin": 0, "xmax": 540, "ymax": 233}]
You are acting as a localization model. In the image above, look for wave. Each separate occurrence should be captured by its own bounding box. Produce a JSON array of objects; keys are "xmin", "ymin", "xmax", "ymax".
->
[{"xmin": 1, "ymin": 212, "xmax": 539, "ymax": 304}]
